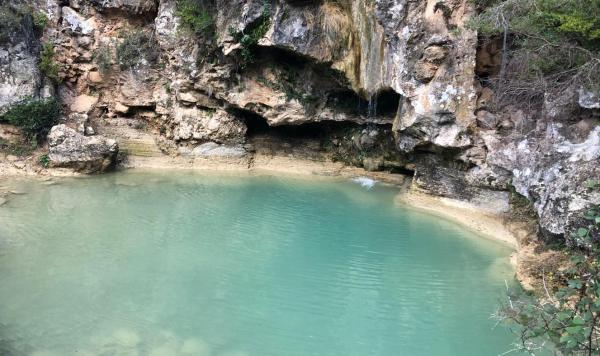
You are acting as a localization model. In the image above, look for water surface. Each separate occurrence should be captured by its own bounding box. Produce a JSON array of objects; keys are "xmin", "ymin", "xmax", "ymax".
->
[{"xmin": 0, "ymin": 171, "xmax": 517, "ymax": 355}]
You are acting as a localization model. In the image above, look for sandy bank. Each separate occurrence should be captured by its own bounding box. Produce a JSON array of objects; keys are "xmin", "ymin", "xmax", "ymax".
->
[{"xmin": 395, "ymin": 188, "xmax": 519, "ymax": 248}]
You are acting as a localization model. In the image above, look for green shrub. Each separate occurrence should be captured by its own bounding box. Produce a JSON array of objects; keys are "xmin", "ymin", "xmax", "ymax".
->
[
  {"xmin": 39, "ymin": 42, "xmax": 61, "ymax": 84},
  {"xmin": 33, "ymin": 10, "xmax": 48, "ymax": 33},
  {"xmin": 93, "ymin": 43, "xmax": 113, "ymax": 74},
  {"xmin": 1, "ymin": 98, "xmax": 60, "ymax": 143},
  {"xmin": 38, "ymin": 153, "xmax": 50, "ymax": 168},
  {"xmin": 176, "ymin": 0, "xmax": 215, "ymax": 36},
  {"xmin": 471, "ymin": 0, "xmax": 600, "ymax": 108},
  {"xmin": 116, "ymin": 30, "xmax": 159, "ymax": 70},
  {"xmin": 498, "ymin": 182, "xmax": 600, "ymax": 354}
]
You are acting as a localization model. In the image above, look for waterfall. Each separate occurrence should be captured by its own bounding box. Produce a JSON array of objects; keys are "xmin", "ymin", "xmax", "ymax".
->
[
  {"xmin": 352, "ymin": 177, "xmax": 377, "ymax": 189},
  {"xmin": 367, "ymin": 93, "xmax": 378, "ymax": 118}
]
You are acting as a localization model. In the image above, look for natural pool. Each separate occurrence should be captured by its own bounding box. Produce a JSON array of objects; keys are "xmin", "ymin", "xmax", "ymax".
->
[{"xmin": 0, "ymin": 171, "xmax": 518, "ymax": 356}]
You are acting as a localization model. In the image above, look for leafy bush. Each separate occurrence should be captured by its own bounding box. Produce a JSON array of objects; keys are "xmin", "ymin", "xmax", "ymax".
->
[
  {"xmin": 32, "ymin": 10, "xmax": 48, "ymax": 33},
  {"xmin": 498, "ymin": 182, "xmax": 600, "ymax": 355},
  {"xmin": 0, "ymin": 98, "xmax": 60, "ymax": 142},
  {"xmin": 116, "ymin": 30, "xmax": 159, "ymax": 70},
  {"xmin": 38, "ymin": 153, "xmax": 50, "ymax": 168},
  {"xmin": 471, "ymin": 0, "xmax": 600, "ymax": 109},
  {"xmin": 39, "ymin": 42, "xmax": 61, "ymax": 84},
  {"xmin": 176, "ymin": 0, "xmax": 215, "ymax": 36}
]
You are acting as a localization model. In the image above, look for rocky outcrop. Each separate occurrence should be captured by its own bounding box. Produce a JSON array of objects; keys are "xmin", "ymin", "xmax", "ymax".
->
[
  {"xmin": 47, "ymin": 124, "xmax": 118, "ymax": 173},
  {"xmin": 0, "ymin": 6, "xmax": 44, "ymax": 114},
  {"xmin": 8, "ymin": 0, "xmax": 594, "ymax": 245}
]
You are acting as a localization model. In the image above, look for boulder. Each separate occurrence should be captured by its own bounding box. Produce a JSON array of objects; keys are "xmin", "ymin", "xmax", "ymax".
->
[
  {"xmin": 61, "ymin": 7, "xmax": 95, "ymax": 35},
  {"xmin": 48, "ymin": 125, "xmax": 118, "ymax": 173}
]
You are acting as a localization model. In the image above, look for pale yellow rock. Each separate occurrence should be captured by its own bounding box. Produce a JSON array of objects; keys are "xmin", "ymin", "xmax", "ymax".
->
[
  {"xmin": 70, "ymin": 94, "xmax": 98, "ymax": 113},
  {"xmin": 88, "ymin": 71, "xmax": 103, "ymax": 83},
  {"xmin": 114, "ymin": 102, "xmax": 130, "ymax": 114}
]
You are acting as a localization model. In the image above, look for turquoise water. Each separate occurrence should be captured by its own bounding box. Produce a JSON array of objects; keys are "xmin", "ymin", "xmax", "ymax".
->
[{"xmin": 0, "ymin": 171, "xmax": 518, "ymax": 356}]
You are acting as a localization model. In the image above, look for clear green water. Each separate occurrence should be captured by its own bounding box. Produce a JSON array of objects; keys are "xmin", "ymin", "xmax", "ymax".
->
[{"xmin": 0, "ymin": 171, "xmax": 518, "ymax": 356}]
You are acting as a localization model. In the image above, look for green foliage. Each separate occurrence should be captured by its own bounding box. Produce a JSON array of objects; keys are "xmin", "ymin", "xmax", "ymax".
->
[
  {"xmin": 39, "ymin": 42, "xmax": 61, "ymax": 84},
  {"xmin": 38, "ymin": 153, "xmax": 50, "ymax": 168},
  {"xmin": 93, "ymin": 43, "xmax": 113, "ymax": 74},
  {"xmin": 474, "ymin": 0, "xmax": 600, "ymax": 45},
  {"xmin": 0, "ymin": 98, "xmax": 60, "ymax": 142},
  {"xmin": 230, "ymin": 0, "xmax": 271, "ymax": 67},
  {"xmin": 175, "ymin": 0, "xmax": 215, "ymax": 37},
  {"xmin": 116, "ymin": 30, "xmax": 159, "ymax": 70},
  {"xmin": 499, "ymin": 190, "xmax": 600, "ymax": 354},
  {"xmin": 32, "ymin": 10, "xmax": 48, "ymax": 33},
  {"xmin": 471, "ymin": 0, "xmax": 600, "ymax": 107}
]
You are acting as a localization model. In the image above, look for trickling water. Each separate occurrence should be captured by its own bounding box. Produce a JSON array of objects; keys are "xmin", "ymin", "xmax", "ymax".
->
[
  {"xmin": 367, "ymin": 93, "xmax": 378, "ymax": 118},
  {"xmin": 0, "ymin": 171, "xmax": 519, "ymax": 356}
]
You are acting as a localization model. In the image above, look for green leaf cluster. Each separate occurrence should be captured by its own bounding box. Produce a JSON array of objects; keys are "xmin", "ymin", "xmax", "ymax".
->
[
  {"xmin": 0, "ymin": 98, "xmax": 60, "ymax": 143},
  {"xmin": 175, "ymin": 0, "xmax": 215, "ymax": 37},
  {"xmin": 230, "ymin": 0, "xmax": 271, "ymax": 67},
  {"xmin": 39, "ymin": 42, "xmax": 61, "ymax": 84},
  {"xmin": 501, "ymin": 184, "xmax": 600, "ymax": 354},
  {"xmin": 116, "ymin": 30, "xmax": 159, "ymax": 70}
]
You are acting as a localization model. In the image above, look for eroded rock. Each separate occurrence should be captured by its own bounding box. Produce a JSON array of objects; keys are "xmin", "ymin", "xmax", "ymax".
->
[{"xmin": 48, "ymin": 125, "xmax": 118, "ymax": 173}]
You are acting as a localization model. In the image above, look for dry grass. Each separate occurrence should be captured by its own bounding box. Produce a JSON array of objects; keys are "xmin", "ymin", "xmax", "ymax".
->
[{"xmin": 319, "ymin": 1, "xmax": 351, "ymax": 57}]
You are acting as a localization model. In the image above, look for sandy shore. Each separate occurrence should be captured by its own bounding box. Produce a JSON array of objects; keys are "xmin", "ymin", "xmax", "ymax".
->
[
  {"xmin": 120, "ymin": 154, "xmax": 408, "ymax": 186},
  {"xmin": 395, "ymin": 188, "xmax": 519, "ymax": 248}
]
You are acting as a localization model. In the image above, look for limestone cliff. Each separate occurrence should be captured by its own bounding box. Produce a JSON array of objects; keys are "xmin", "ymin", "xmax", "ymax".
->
[{"xmin": 0, "ymin": 0, "xmax": 598, "ymax": 243}]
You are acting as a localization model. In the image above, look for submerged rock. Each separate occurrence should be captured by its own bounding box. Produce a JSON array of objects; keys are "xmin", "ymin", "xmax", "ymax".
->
[{"xmin": 47, "ymin": 125, "xmax": 119, "ymax": 173}]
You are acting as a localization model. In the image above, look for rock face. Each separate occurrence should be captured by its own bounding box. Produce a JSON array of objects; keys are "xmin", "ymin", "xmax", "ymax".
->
[
  {"xmin": 47, "ymin": 125, "xmax": 118, "ymax": 173},
  {"xmin": 3, "ymin": 0, "xmax": 595, "ymax": 244},
  {"xmin": 0, "ymin": 6, "xmax": 43, "ymax": 114}
]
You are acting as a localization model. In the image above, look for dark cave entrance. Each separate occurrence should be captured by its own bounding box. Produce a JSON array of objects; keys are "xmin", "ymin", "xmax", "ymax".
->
[{"xmin": 327, "ymin": 88, "xmax": 401, "ymax": 118}]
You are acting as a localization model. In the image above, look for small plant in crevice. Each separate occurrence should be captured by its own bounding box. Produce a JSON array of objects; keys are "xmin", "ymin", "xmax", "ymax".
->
[
  {"xmin": 175, "ymin": 0, "xmax": 215, "ymax": 37},
  {"xmin": 38, "ymin": 153, "xmax": 50, "ymax": 168},
  {"xmin": 93, "ymin": 43, "xmax": 113, "ymax": 74},
  {"xmin": 116, "ymin": 30, "xmax": 159, "ymax": 70},
  {"xmin": 39, "ymin": 42, "xmax": 61, "ymax": 84},
  {"xmin": 0, "ymin": 97, "xmax": 60, "ymax": 143},
  {"xmin": 230, "ymin": 0, "xmax": 271, "ymax": 68},
  {"xmin": 32, "ymin": 10, "xmax": 48, "ymax": 33}
]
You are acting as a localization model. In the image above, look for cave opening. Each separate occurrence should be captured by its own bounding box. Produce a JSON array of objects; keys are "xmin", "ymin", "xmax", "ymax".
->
[
  {"xmin": 327, "ymin": 88, "xmax": 401, "ymax": 118},
  {"xmin": 231, "ymin": 107, "xmax": 359, "ymax": 139}
]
